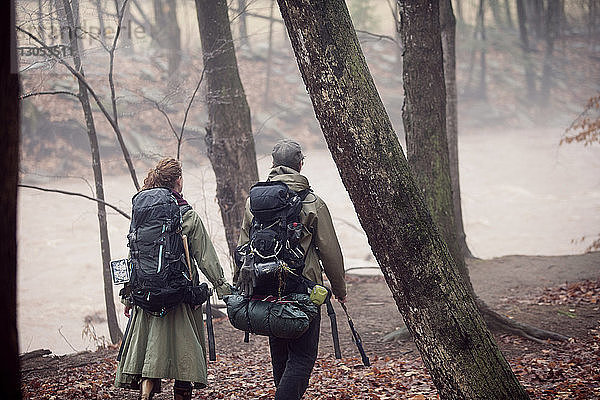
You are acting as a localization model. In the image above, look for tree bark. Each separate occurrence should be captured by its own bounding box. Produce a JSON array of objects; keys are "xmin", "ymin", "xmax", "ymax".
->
[
  {"xmin": 439, "ymin": 0, "xmax": 472, "ymax": 259},
  {"xmin": 195, "ymin": 0, "xmax": 259, "ymax": 257},
  {"xmin": 277, "ymin": 0, "xmax": 530, "ymax": 398},
  {"xmin": 62, "ymin": 0, "xmax": 122, "ymax": 344},
  {"xmin": 0, "ymin": 1, "xmax": 22, "ymax": 397}
]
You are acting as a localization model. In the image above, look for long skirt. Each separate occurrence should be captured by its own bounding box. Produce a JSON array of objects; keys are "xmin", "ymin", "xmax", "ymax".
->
[{"xmin": 114, "ymin": 303, "xmax": 207, "ymax": 390}]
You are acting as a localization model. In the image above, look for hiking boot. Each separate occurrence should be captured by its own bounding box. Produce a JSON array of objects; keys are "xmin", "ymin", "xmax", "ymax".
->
[{"xmin": 174, "ymin": 386, "xmax": 192, "ymax": 400}]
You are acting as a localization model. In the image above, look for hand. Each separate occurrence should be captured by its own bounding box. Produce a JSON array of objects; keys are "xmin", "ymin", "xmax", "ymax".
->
[
  {"xmin": 335, "ymin": 295, "xmax": 346, "ymax": 304},
  {"xmin": 124, "ymin": 305, "xmax": 132, "ymax": 318},
  {"xmin": 237, "ymin": 263, "xmax": 257, "ymax": 297},
  {"xmin": 215, "ymin": 282, "xmax": 233, "ymax": 300}
]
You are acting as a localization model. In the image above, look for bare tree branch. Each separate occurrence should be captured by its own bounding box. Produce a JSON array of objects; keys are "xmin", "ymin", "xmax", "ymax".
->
[
  {"xmin": 16, "ymin": 25, "xmax": 140, "ymax": 191},
  {"xmin": 356, "ymin": 29, "xmax": 401, "ymax": 48},
  {"xmin": 178, "ymin": 67, "xmax": 206, "ymax": 159},
  {"xmin": 19, "ymin": 184, "xmax": 131, "ymax": 220},
  {"xmin": 139, "ymin": 93, "xmax": 180, "ymax": 138},
  {"xmin": 20, "ymin": 90, "xmax": 78, "ymax": 100}
]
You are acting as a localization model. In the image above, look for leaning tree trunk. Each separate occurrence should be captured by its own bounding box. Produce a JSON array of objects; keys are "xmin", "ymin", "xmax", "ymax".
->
[
  {"xmin": 277, "ymin": 0, "xmax": 530, "ymax": 398},
  {"xmin": 63, "ymin": 0, "xmax": 122, "ymax": 344},
  {"xmin": 195, "ymin": 0, "xmax": 259, "ymax": 257},
  {"xmin": 0, "ymin": 1, "xmax": 22, "ymax": 397},
  {"xmin": 439, "ymin": 0, "xmax": 473, "ymax": 259}
]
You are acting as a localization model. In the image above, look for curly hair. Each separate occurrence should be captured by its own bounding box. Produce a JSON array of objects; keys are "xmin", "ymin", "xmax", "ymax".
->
[{"xmin": 142, "ymin": 158, "xmax": 182, "ymax": 191}]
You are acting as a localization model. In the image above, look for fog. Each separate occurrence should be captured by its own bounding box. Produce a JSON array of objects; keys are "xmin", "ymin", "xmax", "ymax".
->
[{"xmin": 16, "ymin": 0, "xmax": 600, "ymax": 354}]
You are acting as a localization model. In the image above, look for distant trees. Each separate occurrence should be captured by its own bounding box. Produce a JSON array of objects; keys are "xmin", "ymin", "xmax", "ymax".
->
[
  {"xmin": 1, "ymin": 0, "xmax": 22, "ymax": 398},
  {"xmin": 194, "ymin": 0, "xmax": 259, "ymax": 257},
  {"xmin": 277, "ymin": 0, "xmax": 530, "ymax": 398}
]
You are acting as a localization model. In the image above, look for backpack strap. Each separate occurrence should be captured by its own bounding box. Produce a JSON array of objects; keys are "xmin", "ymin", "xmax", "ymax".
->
[
  {"xmin": 296, "ymin": 188, "xmax": 311, "ymax": 201},
  {"xmin": 179, "ymin": 204, "xmax": 192, "ymax": 216}
]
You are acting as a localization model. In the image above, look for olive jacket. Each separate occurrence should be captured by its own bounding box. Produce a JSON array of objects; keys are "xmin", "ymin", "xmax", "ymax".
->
[
  {"xmin": 236, "ymin": 166, "xmax": 346, "ymax": 299},
  {"xmin": 114, "ymin": 208, "xmax": 230, "ymax": 390}
]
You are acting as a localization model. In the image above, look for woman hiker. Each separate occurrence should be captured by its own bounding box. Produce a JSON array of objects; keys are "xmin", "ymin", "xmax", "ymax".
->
[{"xmin": 114, "ymin": 158, "xmax": 231, "ymax": 400}]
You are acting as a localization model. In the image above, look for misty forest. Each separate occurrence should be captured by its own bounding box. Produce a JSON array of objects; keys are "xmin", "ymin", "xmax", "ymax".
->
[{"xmin": 3, "ymin": 0, "xmax": 600, "ymax": 399}]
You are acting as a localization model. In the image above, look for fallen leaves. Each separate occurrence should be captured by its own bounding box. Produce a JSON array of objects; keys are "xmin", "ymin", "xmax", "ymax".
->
[
  {"xmin": 21, "ymin": 278, "xmax": 600, "ymax": 399},
  {"xmin": 537, "ymin": 278, "xmax": 600, "ymax": 305}
]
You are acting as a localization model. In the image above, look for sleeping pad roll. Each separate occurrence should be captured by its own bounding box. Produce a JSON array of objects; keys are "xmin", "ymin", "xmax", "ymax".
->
[{"xmin": 225, "ymin": 293, "xmax": 318, "ymax": 339}]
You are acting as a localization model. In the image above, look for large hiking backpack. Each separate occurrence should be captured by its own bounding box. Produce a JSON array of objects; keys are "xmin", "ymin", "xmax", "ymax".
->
[
  {"xmin": 127, "ymin": 188, "xmax": 203, "ymax": 316},
  {"xmin": 236, "ymin": 181, "xmax": 311, "ymax": 296}
]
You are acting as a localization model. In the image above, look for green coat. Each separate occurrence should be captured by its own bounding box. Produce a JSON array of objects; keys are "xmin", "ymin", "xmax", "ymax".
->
[
  {"xmin": 114, "ymin": 208, "xmax": 230, "ymax": 390},
  {"xmin": 236, "ymin": 166, "xmax": 347, "ymax": 299}
]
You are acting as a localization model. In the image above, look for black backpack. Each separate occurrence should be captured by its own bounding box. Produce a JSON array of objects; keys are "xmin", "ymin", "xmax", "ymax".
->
[
  {"xmin": 127, "ymin": 188, "xmax": 205, "ymax": 316},
  {"xmin": 236, "ymin": 181, "xmax": 311, "ymax": 296}
]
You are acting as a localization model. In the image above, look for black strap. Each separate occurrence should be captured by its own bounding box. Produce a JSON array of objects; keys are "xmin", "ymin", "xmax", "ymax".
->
[{"xmin": 179, "ymin": 204, "xmax": 192, "ymax": 216}]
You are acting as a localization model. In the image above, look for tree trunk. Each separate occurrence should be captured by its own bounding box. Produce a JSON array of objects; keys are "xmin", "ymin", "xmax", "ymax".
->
[
  {"xmin": 277, "ymin": 0, "xmax": 530, "ymax": 398},
  {"xmin": 516, "ymin": 0, "xmax": 536, "ymax": 101},
  {"xmin": 195, "ymin": 0, "xmax": 259, "ymax": 257},
  {"xmin": 153, "ymin": 0, "xmax": 181, "ymax": 75},
  {"xmin": 540, "ymin": 0, "xmax": 558, "ymax": 107},
  {"xmin": 454, "ymin": 0, "xmax": 463, "ymax": 24},
  {"xmin": 38, "ymin": 0, "xmax": 45, "ymax": 40},
  {"xmin": 516, "ymin": 0, "xmax": 530, "ymax": 49},
  {"xmin": 532, "ymin": 0, "xmax": 544, "ymax": 38},
  {"xmin": 95, "ymin": 0, "xmax": 106, "ymax": 43},
  {"xmin": 477, "ymin": 0, "xmax": 488, "ymax": 100},
  {"xmin": 237, "ymin": 0, "xmax": 250, "ymax": 50},
  {"xmin": 62, "ymin": 0, "xmax": 122, "ymax": 344},
  {"xmin": 439, "ymin": 0, "xmax": 472, "ymax": 259},
  {"xmin": 504, "ymin": 0, "xmax": 515, "ymax": 29},
  {"xmin": 0, "ymin": 1, "xmax": 22, "ymax": 397},
  {"xmin": 263, "ymin": 0, "xmax": 275, "ymax": 108},
  {"xmin": 489, "ymin": 0, "xmax": 504, "ymax": 28},
  {"xmin": 407, "ymin": 0, "xmax": 565, "ymax": 344}
]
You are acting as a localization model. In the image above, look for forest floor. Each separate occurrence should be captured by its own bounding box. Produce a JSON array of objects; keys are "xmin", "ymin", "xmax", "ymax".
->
[{"xmin": 20, "ymin": 252, "xmax": 600, "ymax": 399}]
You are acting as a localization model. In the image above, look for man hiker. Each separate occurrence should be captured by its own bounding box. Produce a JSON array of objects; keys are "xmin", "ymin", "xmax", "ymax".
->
[{"xmin": 236, "ymin": 139, "xmax": 347, "ymax": 400}]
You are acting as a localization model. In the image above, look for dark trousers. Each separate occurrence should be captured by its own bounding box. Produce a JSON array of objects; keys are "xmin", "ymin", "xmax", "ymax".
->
[{"xmin": 269, "ymin": 311, "xmax": 321, "ymax": 400}]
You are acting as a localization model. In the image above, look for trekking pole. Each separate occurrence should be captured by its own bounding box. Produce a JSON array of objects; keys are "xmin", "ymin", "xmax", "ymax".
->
[
  {"xmin": 181, "ymin": 235, "xmax": 193, "ymax": 279},
  {"xmin": 205, "ymin": 289, "xmax": 217, "ymax": 361},
  {"xmin": 340, "ymin": 302, "xmax": 370, "ymax": 366},
  {"xmin": 116, "ymin": 314, "xmax": 132, "ymax": 362},
  {"xmin": 325, "ymin": 298, "xmax": 342, "ymax": 359}
]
